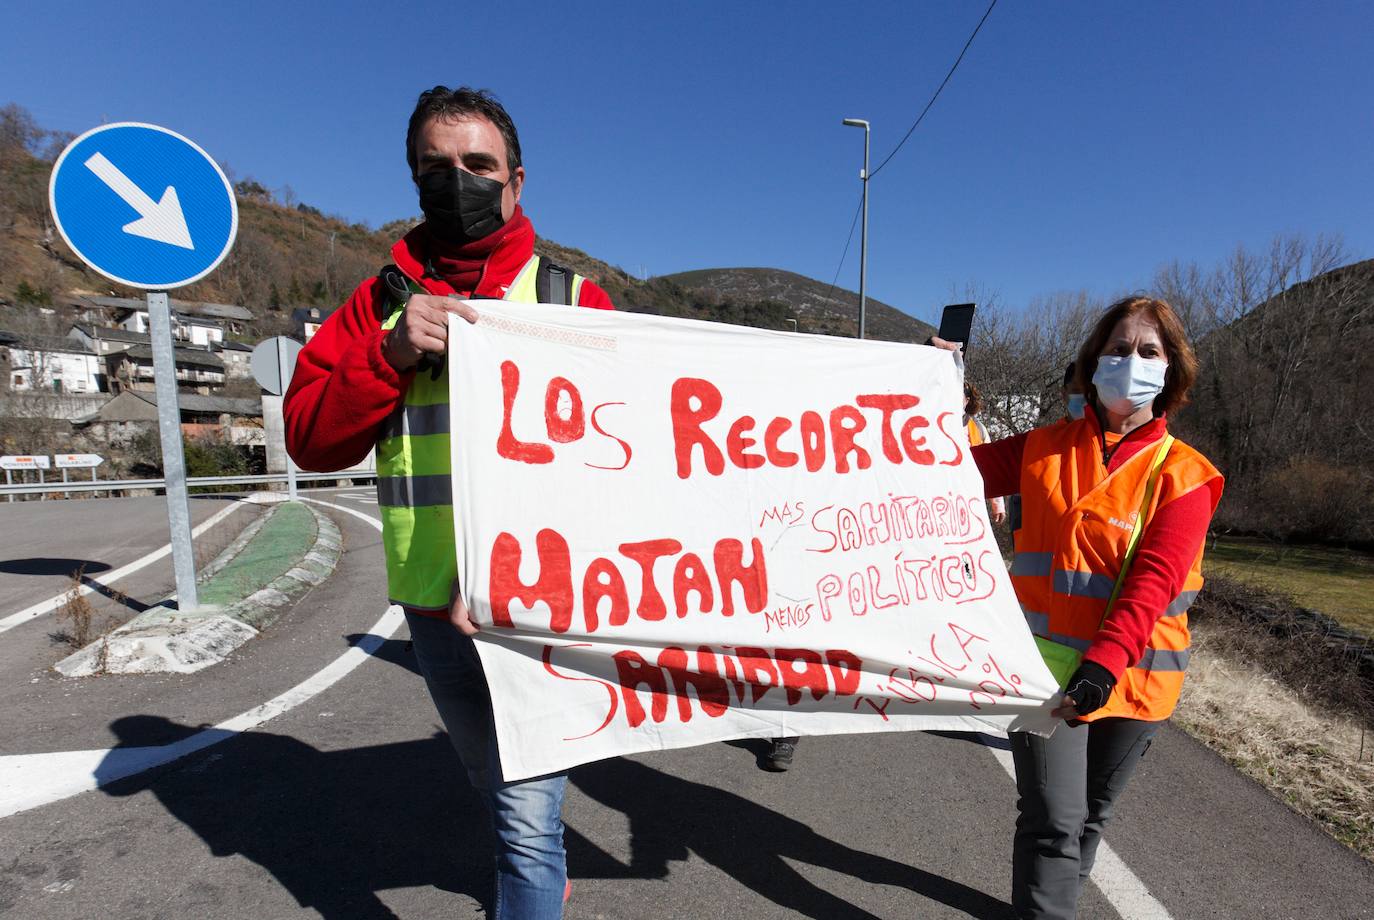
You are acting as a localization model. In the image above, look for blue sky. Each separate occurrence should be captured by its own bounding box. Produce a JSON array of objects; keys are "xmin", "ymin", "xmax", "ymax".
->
[{"xmin": 3, "ymin": 0, "xmax": 1370, "ymax": 323}]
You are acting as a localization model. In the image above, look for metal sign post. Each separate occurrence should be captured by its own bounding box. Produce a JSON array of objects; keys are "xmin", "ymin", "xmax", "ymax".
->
[
  {"xmin": 56, "ymin": 454, "xmax": 104, "ymax": 486},
  {"xmin": 1, "ymin": 455, "xmax": 51, "ymax": 502},
  {"xmin": 146, "ymin": 291, "xmax": 199, "ymax": 606},
  {"xmin": 49, "ymin": 122, "xmax": 238, "ymax": 612},
  {"xmin": 279, "ymin": 343, "xmax": 298, "ymax": 500},
  {"xmin": 251, "ymin": 336, "xmax": 303, "ymax": 501}
]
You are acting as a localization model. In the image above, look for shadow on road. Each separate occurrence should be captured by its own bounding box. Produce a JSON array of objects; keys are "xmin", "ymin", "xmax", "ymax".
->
[
  {"xmin": 346, "ymin": 634, "xmax": 423, "ymax": 678},
  {"xmin": 925, "ymin": 730, "xmax": 1012, "ymax": 751},
  {"xmin": 99, "ymin": 715, "xmax": 490, "ymax": 919},
  {"xmin": 0, "ymin": 557, "xmax": 112, "ymax": 577},
  {"xmin": 567, "ymin": 756, "xmax": 1013, "ymax": 919}
]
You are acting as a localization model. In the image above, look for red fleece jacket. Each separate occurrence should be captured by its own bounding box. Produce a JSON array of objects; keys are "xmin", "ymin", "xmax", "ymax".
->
[
  {"xmin": 284, "ymin": 210, "xmax": 613, "ymax": 472},
  {"xmin": 971, "ymin": 410, "xmax": 1222, "ymax": 679}
]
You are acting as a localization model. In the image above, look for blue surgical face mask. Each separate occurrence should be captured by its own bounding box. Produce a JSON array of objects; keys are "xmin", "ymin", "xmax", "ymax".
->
[
  {"xmin": 1092, "ymin": 355, "xmax": 1168, "ymax": 416},
  {"xmin": 1066, "ymin": 393, "xmax": 1087, "ymax": 420}
]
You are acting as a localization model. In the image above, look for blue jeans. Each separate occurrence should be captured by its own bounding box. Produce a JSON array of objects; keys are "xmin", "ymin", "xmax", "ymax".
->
[{"xmin": 406, "ymin": 612, "xmax": 568, "ymax": 919}]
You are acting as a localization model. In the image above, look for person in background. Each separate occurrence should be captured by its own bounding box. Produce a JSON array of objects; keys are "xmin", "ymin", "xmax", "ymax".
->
[
  {"xmin": 761, "ymin": 735, "xmax": 799, "ymax": 772},
  {"xmin": 935, "ymin": 295, "xmax": 1222, "ymax": 919},
  {"xmin": 285, "ymin": 85, "xmax": 613, "ymax": 919},
  {"xmin": 964, "ymin": 381, "xmax": 1007, "ymax": 525},
  {"xmin": 1062, "ymin": 361, "xmax": 1086, "ymax": 420}
]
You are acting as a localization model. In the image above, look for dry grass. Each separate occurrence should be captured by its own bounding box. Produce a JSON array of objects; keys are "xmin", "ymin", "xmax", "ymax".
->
[
  {"xmin": 1177, "ymin": 574, "xmax": 1374, "ymax": 860},
  {"xmin": 54, "ymin": 567, "xmax": 95, "ymax": 649},
  {"xmin": 1176, "ymin": 627, "xmax": 1374, "ymax": 858}
]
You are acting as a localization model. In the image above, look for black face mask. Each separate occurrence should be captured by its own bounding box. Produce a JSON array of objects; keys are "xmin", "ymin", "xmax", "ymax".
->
[{"xmin": 417, "ymin": 167, "xmax": 509, "ymax": 243}]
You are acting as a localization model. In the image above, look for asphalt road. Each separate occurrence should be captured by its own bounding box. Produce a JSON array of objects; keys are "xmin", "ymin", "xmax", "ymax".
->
[
  {"xmin": 2, "ymin": 489, "xmax": 1372, "ymax": 919},
  {"xmin": 0, "ymin": 491, "xmax": 259, "ymax": 614}
]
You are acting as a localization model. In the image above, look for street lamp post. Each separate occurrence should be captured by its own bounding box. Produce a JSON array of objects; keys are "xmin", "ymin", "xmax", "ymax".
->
[{"xmin": 842, "ymin": 118, "xmax": 870, "ymax": 340}]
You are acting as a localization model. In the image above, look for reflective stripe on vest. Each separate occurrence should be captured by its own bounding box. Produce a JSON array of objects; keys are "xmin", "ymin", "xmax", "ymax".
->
[
  {"xmin": 376, "ymin": 254, "xmax": 585, "ymax": 608},
  {"xmin": 1010, "ymin": 418, "xmax": 1221, "ymax": 721}
]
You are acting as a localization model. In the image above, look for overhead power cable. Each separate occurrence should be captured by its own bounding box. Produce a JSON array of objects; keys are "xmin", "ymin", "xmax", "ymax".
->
[
  {"xmin": 868, "ymin": 0, "xmax": 998, "ymax": 180},
  {"xmin": 822, "ymin": 191, "xmax": 865, "ymax": 309}
]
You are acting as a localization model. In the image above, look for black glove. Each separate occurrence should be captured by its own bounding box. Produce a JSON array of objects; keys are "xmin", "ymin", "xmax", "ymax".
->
[{"xmin": 1063, "ymin": 660, "xmax": 1117, "ymax": 717}]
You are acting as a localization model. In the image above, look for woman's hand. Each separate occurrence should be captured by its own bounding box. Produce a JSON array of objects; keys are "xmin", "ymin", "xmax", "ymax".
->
[
  {"xmin": 1052, "ymin": 660, "xmax": 1117, "ymax": 719},
  {"xmin": 928, "ymin": 335, "xmax": 962, "ymax": 353}
]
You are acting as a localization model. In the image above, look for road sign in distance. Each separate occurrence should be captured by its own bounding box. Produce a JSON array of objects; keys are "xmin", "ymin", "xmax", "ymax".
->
[
  {"xmin": 54, "ymin": 454, "xmax": 104, "ymax": 469},
  {"xmin": 48, "ymin": 122, "xmax": 238, "ymax": 290},
  {"xmin": 0, "ymin": 455, "xmax": 51, "ymax": 470},
  {"xmin": 251, "ymin": 336, "xmax": 304, "ymax": 396}
]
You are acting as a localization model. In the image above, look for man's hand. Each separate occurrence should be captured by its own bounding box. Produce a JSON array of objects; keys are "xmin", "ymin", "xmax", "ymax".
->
[
  {"xmin": 382, "ymin": 294, "xmax": 479, "ymax": 372},
  {"xmin": 449, "ymin": 577, "xmax": 479, "ymax": 636},
  {"xmin": 992, "ymin": 509, "xmax": 1007, "ymax": 525}
]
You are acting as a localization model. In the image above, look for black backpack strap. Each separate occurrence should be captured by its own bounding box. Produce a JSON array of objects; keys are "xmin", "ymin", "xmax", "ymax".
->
[
  {"xmin": 376, "ymin": 264, "xmax": 443, "ymax": 379},
  {"xmin": 535, "ymin": 259, "xmax": 574, "ymax": 305},
  {"xmin": 377, "ymin": 264, "xmax": 410, "ymax": 310}
]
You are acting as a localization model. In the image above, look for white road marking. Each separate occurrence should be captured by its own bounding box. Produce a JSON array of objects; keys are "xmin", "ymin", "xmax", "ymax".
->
[
  {"xmin": 1, "ymin": 493, "xmax": 1175, "ymax": 920},
  {"xmin": 982, "ymin": 739, "xmax": 1173, "ymax": 919},
  {"xmin": 0, "ymin": 499, "xmax": 401, "ymax": 819},
  {"xmin": 0, "ymin": 497, "xmax": 254, "ymax": 634}
]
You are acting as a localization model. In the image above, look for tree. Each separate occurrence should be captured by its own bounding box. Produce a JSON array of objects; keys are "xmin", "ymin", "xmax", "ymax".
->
[
  {"xmin": 0, "ymin": 103, "xmax": 44, "ymax": 156},
  {"xmin": 962, "ymin": 289, "xmax": 1103, "ymax": 436},
  {"xmin": 1162, "ymin": 234, "xmax": 1374, "ymax": 542}
]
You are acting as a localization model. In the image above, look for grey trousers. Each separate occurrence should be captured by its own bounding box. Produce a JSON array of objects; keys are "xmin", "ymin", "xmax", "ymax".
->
[{"xmin": 1010, "ymin": 717, "xmax": 1160, "ymax": 920}]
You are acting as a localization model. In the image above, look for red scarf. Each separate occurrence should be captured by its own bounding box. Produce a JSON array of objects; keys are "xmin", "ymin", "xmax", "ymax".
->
[{"xmin": 424, "ymin": 205, "xmax": 527, "ymax": 297}]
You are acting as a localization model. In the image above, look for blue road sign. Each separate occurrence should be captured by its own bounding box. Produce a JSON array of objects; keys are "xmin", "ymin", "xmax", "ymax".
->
[{"xmin": 48, "ymin": 123, "xmax": 238, "ymax": 290}]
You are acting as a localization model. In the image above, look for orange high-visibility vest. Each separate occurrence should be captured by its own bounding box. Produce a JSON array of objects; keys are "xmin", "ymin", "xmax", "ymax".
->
[
  {"xmin": 1010, "ymin": 417, "xmax": 1221, "ymax": 721},
  {"xmin": 967, "ymin": 417, "xmax": 986, "ymax": 447}
]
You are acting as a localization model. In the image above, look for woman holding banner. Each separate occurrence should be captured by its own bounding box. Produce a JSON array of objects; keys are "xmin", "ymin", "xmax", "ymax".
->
[{"xmin": 937, "ymin": 295, "xmax": 1223, "ymax": 919}]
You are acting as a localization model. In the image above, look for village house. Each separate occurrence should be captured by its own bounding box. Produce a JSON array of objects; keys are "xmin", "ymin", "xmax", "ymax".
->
[
  {"xmin": 75, "ymin": 390, "xmax": 264, "ymax": 448},
  {"xmin": 291, "ymin": 306, "xmax": 335, "ymax": 343},
  {"xmin": 0, "ymin": 330, "xmax": 102, "ymax": 395},
  {"xmin": 105, "ymin": 344, "xmax": 226, "ymax": 395},
  {"xmin": 215, "ymin": 340, "xmax": 254, "ymax": 379},
  {"xmin": 86, "ymin": 296, "xmax": 254, "ymax": 344}
]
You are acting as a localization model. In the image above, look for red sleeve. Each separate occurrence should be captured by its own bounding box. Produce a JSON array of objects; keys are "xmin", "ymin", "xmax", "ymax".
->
[
  {"xmin": 284, "ymin": 279, "xmax": 416, "ymax": 471},
  {"xmin": 1083, "ymin": 478, "xmax": 1223, "ymax": 678},
  {"xmin": 970, "ymin": 432, "xmax": 1027, "ymax": 499},
  {"xmin": 577, "ymin": 279, "xmax": 615, "ymax": 310}
]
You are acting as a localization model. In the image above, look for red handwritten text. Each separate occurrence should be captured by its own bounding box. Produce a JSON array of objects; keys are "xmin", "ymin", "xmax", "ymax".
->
[
  {"xmin": 490, "ymin": 529, "xmax": 769, "ymax": 633},
  {"xmin": 671, "ymin": 378, "xmax": 961, "ymax": 479}
]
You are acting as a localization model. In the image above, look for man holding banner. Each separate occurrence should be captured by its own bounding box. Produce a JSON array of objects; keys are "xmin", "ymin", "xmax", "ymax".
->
[{"xmin": 286, "ymin": 86, "xmax": 612, "ymax": 918}]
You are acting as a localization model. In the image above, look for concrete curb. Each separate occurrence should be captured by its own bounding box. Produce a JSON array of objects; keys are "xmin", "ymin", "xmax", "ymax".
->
[{"xmin": 55, "ymin": 496, "xmax": 343, "ymax": 677}]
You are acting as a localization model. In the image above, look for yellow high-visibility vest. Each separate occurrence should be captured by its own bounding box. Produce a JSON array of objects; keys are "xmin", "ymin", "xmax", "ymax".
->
[{"xmin": 376, "ymin": 255, "xmax": 587, "ymax": 609}]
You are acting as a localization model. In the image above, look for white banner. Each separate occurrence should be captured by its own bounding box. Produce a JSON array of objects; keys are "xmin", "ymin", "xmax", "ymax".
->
[{"xmin": 449, "ymin": 304, "xmax": 1058, "ymax": 781}]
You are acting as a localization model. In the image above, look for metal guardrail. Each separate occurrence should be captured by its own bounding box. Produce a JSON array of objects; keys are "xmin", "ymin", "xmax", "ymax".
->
[{"xmin": 0, "ymin": 471, "xmax": 376, "ymax": 498}]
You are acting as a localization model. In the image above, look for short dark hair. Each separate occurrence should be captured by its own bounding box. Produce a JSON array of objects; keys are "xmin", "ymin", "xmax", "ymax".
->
[
  {"xmin": 1074, "ymin": 296, "xmax": 1198, "ymax": 417},
  {"xmin": 1062, "ymin": 362, "xmax": 1076, "ymax": 388},
  {"xmin": 405, "ymin": 86, "xmax": 522, "ymax": 179}
]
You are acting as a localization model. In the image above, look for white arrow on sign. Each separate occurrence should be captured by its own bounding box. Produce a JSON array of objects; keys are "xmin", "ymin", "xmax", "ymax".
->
[{"xmin": 83, "ymin": 151, "xmax": 194, "ymax": 250}]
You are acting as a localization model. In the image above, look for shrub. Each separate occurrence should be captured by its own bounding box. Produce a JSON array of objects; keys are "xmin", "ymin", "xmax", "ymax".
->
[
  {"xmin": 1252, "ymin": 458, "xmax": 1374, "ymax": 544},
  {"xmin": 1191, "ymin": 573, "xmax": 1374, "ymax": 727}
]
